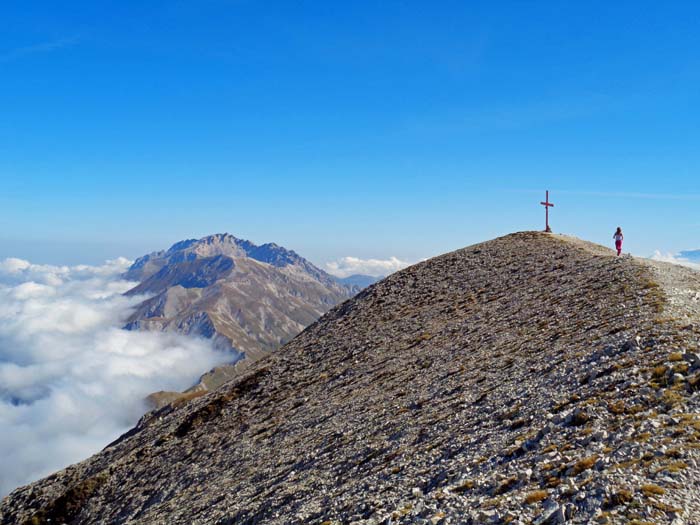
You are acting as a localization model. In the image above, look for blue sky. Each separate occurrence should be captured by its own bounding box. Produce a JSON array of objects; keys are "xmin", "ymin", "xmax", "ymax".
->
[{"xmin": 2, "ymin": 1, "xmax": 700, "ymax": 267}]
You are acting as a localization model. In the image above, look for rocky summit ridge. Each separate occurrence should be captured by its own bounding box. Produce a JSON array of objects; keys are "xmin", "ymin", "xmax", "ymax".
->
[
  {"xmin": 124, "ymin": 233, "xmax": 344, "ymax": 293},
  {"xmin": 4, "ymin": 232, "xmax": 700, "ymax": 524}
]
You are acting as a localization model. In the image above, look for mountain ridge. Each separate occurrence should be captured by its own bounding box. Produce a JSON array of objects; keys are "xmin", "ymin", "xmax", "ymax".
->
[
  {"xmin": 124, "ymin": 233, "xmax": 344, "ymax": 289},
  {"xmin": 4, "ymin": 232, "xmax": 700, "ymax": 524}
]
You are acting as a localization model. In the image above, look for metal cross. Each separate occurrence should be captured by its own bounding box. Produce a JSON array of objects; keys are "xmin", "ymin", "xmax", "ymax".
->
[{"xmin": 540, "ymin": 190, "xmax": 554, "ymax": 232}]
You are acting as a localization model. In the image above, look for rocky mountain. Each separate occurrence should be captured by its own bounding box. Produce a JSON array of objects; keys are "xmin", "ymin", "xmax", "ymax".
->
[
  {"xmin": 122, "ymin": 234, "xmax": 357, "ymax": 377},
  {"xmin": 5, "ymin": 232, "xmax": 700, "ymax": 524}
]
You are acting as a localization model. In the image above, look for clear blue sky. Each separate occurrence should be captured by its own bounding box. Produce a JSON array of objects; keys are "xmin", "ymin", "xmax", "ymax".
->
[{"xmin": 2, "ymin": 1, "xmax": 700, "ymax": 266}]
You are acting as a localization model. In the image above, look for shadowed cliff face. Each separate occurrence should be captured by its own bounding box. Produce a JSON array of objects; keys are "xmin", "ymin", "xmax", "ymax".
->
[
  {"xmin": 126, "ymin": 255, "xmax": 236, "ymax": 295},
  {"xmin": 5, "ymin": 232, "xmax": 700, "ymax": 525}
]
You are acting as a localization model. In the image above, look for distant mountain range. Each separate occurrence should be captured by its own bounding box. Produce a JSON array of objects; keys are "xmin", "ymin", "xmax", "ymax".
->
[
  {"xmin": 122, "ymin": 234, "xmax": 375, "ymax": 395},
  {"xmin": 334, "ymin": 273, "xmax": 382, "ymax": 288}
]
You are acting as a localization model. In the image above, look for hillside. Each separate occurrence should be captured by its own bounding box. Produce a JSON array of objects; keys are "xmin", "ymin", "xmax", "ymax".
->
[{"xmin": 4, "ymin": 232, "xmax": 700, "ymax": 524}]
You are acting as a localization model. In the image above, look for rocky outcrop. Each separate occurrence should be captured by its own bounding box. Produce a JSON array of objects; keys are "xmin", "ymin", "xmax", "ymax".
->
[{"xmin": 4, "ymin": 232, "xmax": 700, "ymax": 524}]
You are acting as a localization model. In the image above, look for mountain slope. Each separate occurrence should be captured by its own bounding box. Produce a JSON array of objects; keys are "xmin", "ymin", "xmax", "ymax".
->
[{"xmin": 4, "ymin": 232, "xmax": 700, "ymax": 524}]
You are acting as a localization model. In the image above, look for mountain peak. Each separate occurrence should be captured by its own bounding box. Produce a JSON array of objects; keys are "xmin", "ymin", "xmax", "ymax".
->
[{"xmin": 195, "ymin": 232, "xmax": 243, "ymax": 246}]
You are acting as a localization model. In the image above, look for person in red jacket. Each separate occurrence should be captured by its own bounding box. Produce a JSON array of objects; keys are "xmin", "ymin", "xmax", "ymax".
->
[{"xmin": 613, "ymin": 227, "xmax": 624, "ymax": 256}]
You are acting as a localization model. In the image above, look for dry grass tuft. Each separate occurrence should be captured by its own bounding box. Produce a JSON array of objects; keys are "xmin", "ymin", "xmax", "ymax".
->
[
  {"xmin": 570, "ymin": 454, "xmax": 598, "ymax": 476},
  {"xmin": 524, "ymin": 490, "xmax": 549, "ymax": 504},
  {"xmin": 640, "ymin": 484, "xmax": 665, "ymax": 497}
]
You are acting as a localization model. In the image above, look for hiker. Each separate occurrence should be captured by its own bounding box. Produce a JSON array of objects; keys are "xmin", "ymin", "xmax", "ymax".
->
[{"xmin": 613, "ymin": 227, "xmax": 624, "ymax": 256}]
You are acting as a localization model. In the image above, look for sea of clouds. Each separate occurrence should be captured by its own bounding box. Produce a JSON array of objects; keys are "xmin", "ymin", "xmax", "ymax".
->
[
  {"xmin": 650, "ymin": 250, "xmax": 700, "ymax": 270},
  {"xmin": 0, "ymin": 257, "xmax": 229, "ymax": 497},
  {"xmin": 325, "ymin": 255, "xmax": 411, "ymax": 278}
]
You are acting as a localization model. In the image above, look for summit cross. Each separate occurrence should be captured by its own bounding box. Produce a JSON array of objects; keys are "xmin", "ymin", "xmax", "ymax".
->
[{"xmin": 540, "ymin": 190, "xmax": 554, "ymax": 232}]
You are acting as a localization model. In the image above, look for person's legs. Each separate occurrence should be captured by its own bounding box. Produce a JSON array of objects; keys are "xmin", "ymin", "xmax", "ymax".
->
[{"xmin": 615, "ymin": 240, "xmax": 622, "ymax": 256}]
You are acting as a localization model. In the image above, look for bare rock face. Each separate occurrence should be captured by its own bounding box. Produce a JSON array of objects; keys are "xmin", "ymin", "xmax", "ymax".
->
[
  {"xmin": 5, "ymin": 232, "xmax": 700, "ymax": 524},
  {"xmin": 123, "ymin": 234, "xmax": 357, "ymax": 376}
]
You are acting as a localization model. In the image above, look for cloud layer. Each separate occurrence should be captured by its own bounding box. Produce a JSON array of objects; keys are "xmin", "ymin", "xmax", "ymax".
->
[
  {"xmin": 0, "ymin": 258, "xmax": 229, "ymax": 497},
  {"xmin": 649, "ymin": 251, "xmax": 700, "ymax": 270},
  {"xmin": 325, "ymin": 256, "xmax": 412, "ymax": 278}
]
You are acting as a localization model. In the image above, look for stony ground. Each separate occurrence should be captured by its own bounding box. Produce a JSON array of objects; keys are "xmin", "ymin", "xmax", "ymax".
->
[{"xmin": 3, "ymin": 232, "xmax": 700, "ymax": 525}]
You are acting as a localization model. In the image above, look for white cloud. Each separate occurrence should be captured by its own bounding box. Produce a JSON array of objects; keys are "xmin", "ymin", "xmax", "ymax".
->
[
  {"xmin": 649, "ymin": 251, "xmax": 700, "ymax": 270},
  {"xmin": 0, "ymin": 37, "xmax": 79, "ymax": 63},
  {"xmin": 0, "ymin": 258, "xmax": 229, "ymax": 497},
  {"xmin": 325, "ymin": 256, "xmax": 412, "ymax": 278}
]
